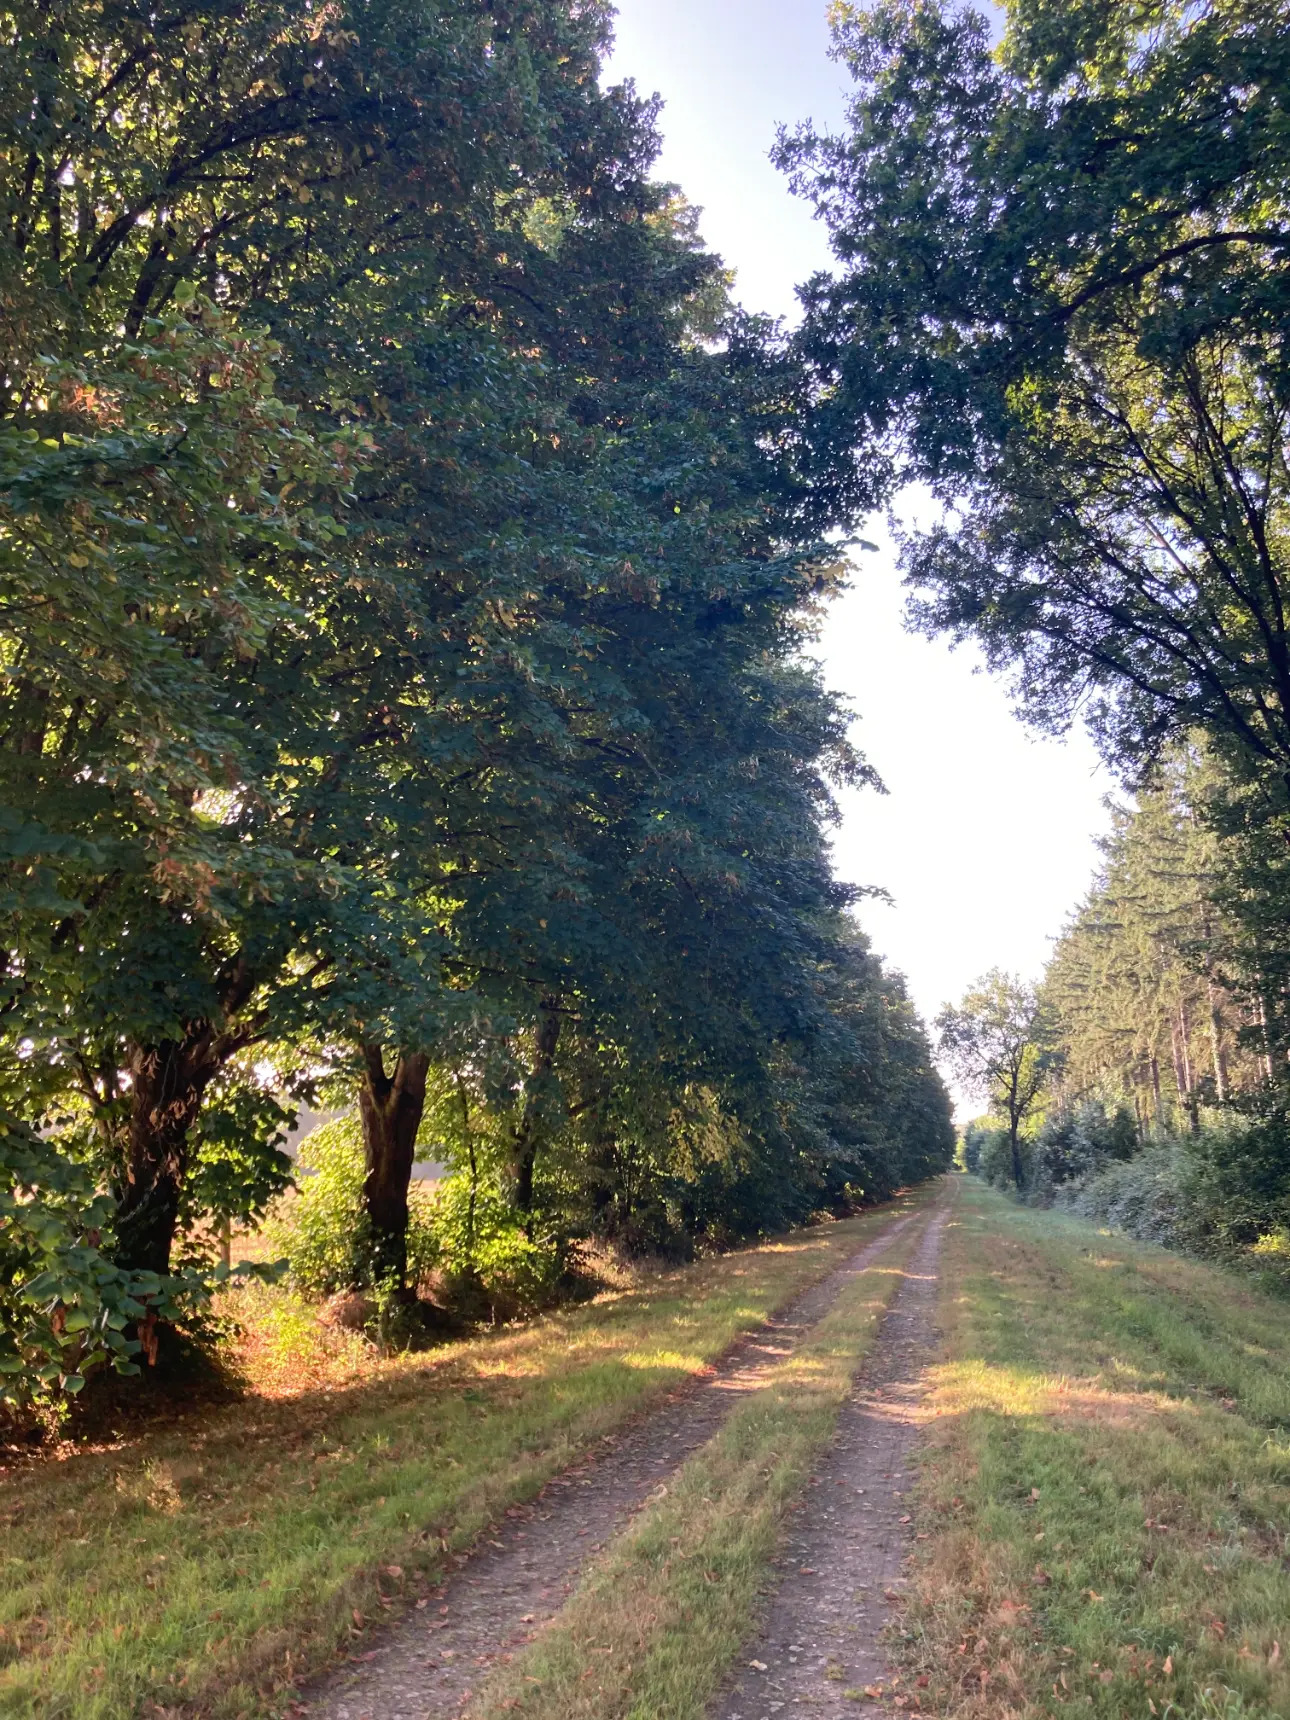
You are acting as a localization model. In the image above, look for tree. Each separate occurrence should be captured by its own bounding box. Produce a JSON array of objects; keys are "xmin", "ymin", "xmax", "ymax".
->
[
  {"xmin": 1040, "ymin": 749, "xmax": 1268, "ymax": 1131},
  {"xmin": 2, "ymin": 0, "xmax": 733, "ymax": 1276},
  {"xmin": 1, "ymin": 0, "xmax": 958, "ymax": 1370},
  {"xmin": 937, "ymin": 972, "xmax": 1055, "ymax": 1190},
  {"xmin": 779, "ymin": 0, "xmax": 1290, "ymax": 794}
]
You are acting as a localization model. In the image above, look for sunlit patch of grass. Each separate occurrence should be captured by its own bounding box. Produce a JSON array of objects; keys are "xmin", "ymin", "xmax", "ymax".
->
[
  {"xmin": 0, "ymin": 1195, "xmax": 927, "ymax": 1720},
  {"xmin": 461, "ymin": 1226, "xmax": 932, "ymax": 1720},
  {"xmin": 899, "ymin": 1181, "xmax": 1290, "ymax": 1720},
  {"xmin": 226, "ymin": 1278, "xmax": 378, "ymax": 1395},
  {"xmin": 620, "ymin": 1348, "xmax": 707, "ymax": 1371}
]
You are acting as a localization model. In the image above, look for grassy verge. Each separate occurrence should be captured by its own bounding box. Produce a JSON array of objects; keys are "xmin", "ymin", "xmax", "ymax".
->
[
  {"xmin": 462, "ymin": 1206, "xmax": 932, "ymax": 1720},
  {"xmin": 0, "ymin": 1193, "xmax": 926, "ymax": 1720},
  {"xmin": 901, "ymin": 1180, "xmax": 1290, "ymax": 1720}
]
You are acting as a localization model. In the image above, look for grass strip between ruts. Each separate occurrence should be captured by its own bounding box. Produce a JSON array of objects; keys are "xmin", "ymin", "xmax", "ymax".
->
[
  {"xmin": 896, "ymin": 1181, "xmax": 1290, "ymax": 1720},
  {"xmin": 462, "ymin": 1205, "xmax": 932, "ymax": 1720},
  {"xmin": 0, "ymin": 1190, "xmax": 933, "ymax": 1720}
]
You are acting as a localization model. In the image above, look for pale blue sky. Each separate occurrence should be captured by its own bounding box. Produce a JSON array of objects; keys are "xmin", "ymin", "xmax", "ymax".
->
[{"xmin": 604, "ymin": 1, "xmax": 1114, "ymax": 1045}]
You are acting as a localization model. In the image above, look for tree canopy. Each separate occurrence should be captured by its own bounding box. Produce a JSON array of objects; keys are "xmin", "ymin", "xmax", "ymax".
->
[
  {"xmin": 780, "ymin": 0, "xmax": 1290, "ymax": 792},
  {"xmin": 0, "ymin": 0, "xmax": 952, "ymax": 1402}
]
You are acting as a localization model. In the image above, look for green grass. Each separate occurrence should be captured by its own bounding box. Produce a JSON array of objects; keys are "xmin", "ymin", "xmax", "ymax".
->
[
  {"xmin": 462, "ymin": 1206, "xmax": 930, "ymax": 1720},
  {"xmin": 0, "ymin": 1196, "xmax": 922, "ymax": 1720},
  {"xmin": 900, "ymin": 1180, "xmax": 1290, "ymax": 1720}
]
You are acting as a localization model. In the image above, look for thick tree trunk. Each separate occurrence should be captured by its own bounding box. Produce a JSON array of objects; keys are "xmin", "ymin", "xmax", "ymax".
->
[
  {"xmin": 357, "ymin": 1046, "xmax": 430, "ymax": 1290},
  {"xmin": 511, "ymin": 998, "xmax": 561, "ymax": 1215},
  {"xmin": 114, "ymin": 954, "xmax": 259, "ymax": 1275},
  {"xmin": 1008, "ymin": 1119, "xmax": 1024, "ymax": 1191},
  {"xmin": 115, "ymin": 1034, "xmax": 220, "ymax": 1275}
]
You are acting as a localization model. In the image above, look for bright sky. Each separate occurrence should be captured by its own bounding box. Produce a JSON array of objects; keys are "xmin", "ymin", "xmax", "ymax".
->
[{"xmin": 604, "ymin": 0, "xmax": 1115, "ymax": 1051}]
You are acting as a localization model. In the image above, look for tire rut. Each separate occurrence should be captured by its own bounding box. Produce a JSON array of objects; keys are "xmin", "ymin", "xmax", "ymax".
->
[
  {"xmin": 710, "ymin": 1203, "xmax": 948, "ymax": 1720},
  {"xmin": 304, "ymin": 1208, "xmax": 920, "ymax": 1720}
]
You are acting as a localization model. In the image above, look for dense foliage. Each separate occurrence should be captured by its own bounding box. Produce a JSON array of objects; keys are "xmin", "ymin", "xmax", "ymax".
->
[
  {"xmin": 0, "ymin": 1, "xmax": 952, "ymax": 1401},
  {"xmin": 783, "ymin": 0, "xmax": 1290, "ymax": 787}
]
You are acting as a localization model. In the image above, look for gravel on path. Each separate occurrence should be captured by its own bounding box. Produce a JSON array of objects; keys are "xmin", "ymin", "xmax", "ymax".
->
[
  {"xmin": 710, "ymin": 1203, "xmax": 949, "ymax": 1720},
  {"xmin": 304, "ymin": 1208, "xmax": 920, "ymax": 1720}
]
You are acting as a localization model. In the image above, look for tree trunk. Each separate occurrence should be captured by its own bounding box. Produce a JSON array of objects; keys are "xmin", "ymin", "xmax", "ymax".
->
[
  {"xmin": 115, "ymin": 1033, "xmax": 221, "ymax": 1274},
  {"xmin": 114, "ymin": 954, "xmax": 260, "ymax": 1275},
  {"xmin": 586, "ymin": 1121, "xmax": 622, "ymax": 1235},
  {"xmin": 1257, "ymin": 990, "xmax": 1276, "ymax": 1083},
  {"xmin": 455, "ymin": 1075, "xmax": 478, "ymax": 1264},
  {"xmin": 357, "ymin": 1046, "xmax": 430, "ymax": 1291},
  {"xmin": 1170, "ymin": 1007, "xmax": 1200, "ymax": 1135},
  {"xmin": 1207, "ymin": 979, "xmax": 1229, "ymax": 1102},
  {"xmin": 511, "ymin": 997, "xmax": 561, "ymax": 1215},
  {"xmin": 1149, "ymin": 1053, "xmax": 1163, "ymax": 1126},
  {"xmin": 1009, "ymin": 1119, "xmax": 1024, "ymax": 1191}
]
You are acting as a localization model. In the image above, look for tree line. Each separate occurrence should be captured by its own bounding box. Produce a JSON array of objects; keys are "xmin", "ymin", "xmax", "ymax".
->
[
  {"xmin": 787, "ymin": 0, "xmax": 1290, "ymax": 1256},
  {"xmin": 10, "ymin": 0, "xmax": 1290, "ymax": 1396},
  {"xmin": 1, "ymin": 1, "xmax": 955, "ymax": 1400}
]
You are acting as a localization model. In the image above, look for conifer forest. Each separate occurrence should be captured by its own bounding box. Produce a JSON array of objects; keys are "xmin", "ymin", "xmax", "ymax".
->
[{"xmin": 4, "ymin": 5, "xmax": 1290, "ymax": 1720}]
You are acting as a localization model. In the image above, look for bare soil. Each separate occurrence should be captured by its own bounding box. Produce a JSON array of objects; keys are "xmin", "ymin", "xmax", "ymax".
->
[
  {"xmin": 304, "ymin": 1211, "xmax": 918, "ymax": 1720},
  {"xmin": 711, "ymin": 1204, "xmax": 948, "ymax": 1720}
]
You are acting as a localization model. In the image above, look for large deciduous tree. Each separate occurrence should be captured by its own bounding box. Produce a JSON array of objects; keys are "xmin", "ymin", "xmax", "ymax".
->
[
  {"xmin": 2, "ymin": 0, "xmax": 720, "ymax": 1275},
  {"xmin": 779, "ymin": 0, "xmax": 1290, "ymax": 790}
]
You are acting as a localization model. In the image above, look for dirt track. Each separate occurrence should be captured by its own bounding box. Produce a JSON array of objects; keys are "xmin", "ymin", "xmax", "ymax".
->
[
  {"xmin": 712, "ymin": 1204, "xmax": 946, "ymax": 1719},
  {"xmin": 305, "ymin": 1207, "xmax": 923, "ymax": 1720}
]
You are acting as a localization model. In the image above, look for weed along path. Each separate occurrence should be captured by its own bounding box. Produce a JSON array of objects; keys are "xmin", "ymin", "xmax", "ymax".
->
[
  {"xmin": 711, "ymin": 1204, "xmax": 948, "ymax": 1720},
  {"xmin": 305, "ymin": 1200, "xmax": 928, "ymax": 1720}
]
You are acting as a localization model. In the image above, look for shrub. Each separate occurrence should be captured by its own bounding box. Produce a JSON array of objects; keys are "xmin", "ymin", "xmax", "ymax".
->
[
  {"xmin": 979, "ymin": 1127, "xmax": 1031, "ymax": 1190},
  {"xmin": 429, "ymin": 1173, "xmax": 568, "ymax": 1315},
  {"xmin": 1, "ymin": 1110, "xmax": 234, "ymax": 1409},
  {"xmin": 961, "ymin": 1121, "xmax": 988, "ymax": 1174},
  {"xmin": 272, "ymin": 1119, "xmax": 567, "ymax": 1315},
  {"xmin": 1056, "ymin": 1107, "xmax": 1290, "ymax": 1286},
  {"xmin": 1057, "ymin": 1142, "xmax": 1188, "ymax": 1248},
  {"xmin": 1034, "ymin": 1101, "xmax": 1137, "ymax": 1196},
  {"xmin": 272, "ymin": 1116, "xmax": 440, "ymax": 1297}
]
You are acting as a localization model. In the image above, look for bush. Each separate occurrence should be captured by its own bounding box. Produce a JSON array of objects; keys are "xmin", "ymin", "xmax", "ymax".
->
[
  {"xmin": 272, "ymin": 1120, "xmax": 568, "ymax": 1317},
  {"xmin": 429, "ymin": 1173, "xmax": 569, "ymax": 1315},
  {"xmin": 272, "ymin": 1116, "xmax": 440, "ymax": 1298},
  {"xmin": 1033, "ymin": 1101, "xmax": 1137, "ymax": 1197},
  {"xmin": 979, "ymin": 1128, "xmax": 1031, "ymax": 1190},
  {"xmin": 1, "ymin": 1111, "xmax": 235, "ymax": 1409},
  {"xmin": 961, "ymin": 1121, "xmax": 988, "ymax": 1175},
  {"xmin": 1057, "ymin": 1142, "xmax": 1187, "ymax": 1248},
  {"xmin": 1056, "ymin": 1108, "xmax": 1290, "ymax": 1286}
]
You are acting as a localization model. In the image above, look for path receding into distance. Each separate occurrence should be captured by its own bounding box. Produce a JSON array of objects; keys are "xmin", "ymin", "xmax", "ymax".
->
[
  {"xmin": 305, "ymin": 1190, "xmax": 949, "ymax": 1720},
  {"xmin": 712, "ymin": 1206, "xmax": 947, "ymax": 1720}
]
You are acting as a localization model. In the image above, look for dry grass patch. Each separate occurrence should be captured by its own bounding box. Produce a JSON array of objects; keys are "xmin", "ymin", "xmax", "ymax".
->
[
  {"xmin": 899, "ymin": 1182, "xmax": 1290, "ymax": 1720},
  {"xmin": 0, "ymin": 1198, "xmax": 919, "ymax": 1720}
]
